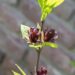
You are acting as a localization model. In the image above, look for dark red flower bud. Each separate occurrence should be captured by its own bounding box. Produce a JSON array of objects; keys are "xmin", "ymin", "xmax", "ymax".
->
[
  {"xmin": 44, "ymin": 29, "xmax": 58, "ymax": 42},
  {"xmin": 37, "ymin": 66, "xmax": 47, "ymax": 75},
  {"xmin": 29, "ymin": 28, "xmax": 40, "ymax": 43},
  {"xmin": 29, "ymin": 27, "xmax": 58, "ymax": 43}
]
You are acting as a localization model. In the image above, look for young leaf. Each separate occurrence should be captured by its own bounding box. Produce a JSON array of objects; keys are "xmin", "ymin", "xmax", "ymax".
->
[
  {"xmin": 41, "ymin": 7, "xmax": 52, "ymax": 21},
  {"xmin": 53, "ymin": 0, "xmax": 64, "ymax": 7},
  {"xmin": 29, "ymin": 42, "xmax": 58, "ymax": 49},
  {"xmin": 12, "ymin": 64, "xmax": 26, "ymax": 75},
  {"xmin": 21, "ymin": 24, "xmax": 30, "ymax": 41},
  {"xmin": 29, "ymin": 44, "xmax": 43, "ymax": 50},
  {"xmin": 42, "ymin": 42, "xmax": 58, "ymax": 48},
  {"xmin": 38, "ymin": 0, "xmax": 43, "ymax": 9},
  {"xmin": 38, "ymin": 0, "xmax": 64, "ymax": 9},
  {"xmin": 37, "ymin": 0, "xmax": 64, "ymax": 21},
  {"xmin": 15, "ymin": 64, "xmax": 26, "ymax": 75},
  {"xmin": 12, "ymin": 70, "xmax": 20, "ymax": 75}
]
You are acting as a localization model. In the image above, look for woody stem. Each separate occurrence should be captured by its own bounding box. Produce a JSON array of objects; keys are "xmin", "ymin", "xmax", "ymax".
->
[
  {"xmin": 36, "ymin": 48, "xmax": 41, "ymax": 72},
  {"xmin": 36, "ymin": 20, "xmax": 45, "ymax": 72}
]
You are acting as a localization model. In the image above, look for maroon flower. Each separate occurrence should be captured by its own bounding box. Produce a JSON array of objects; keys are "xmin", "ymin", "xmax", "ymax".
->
[
  {"xmin": 29, "ymin": 28, "xmax": 40, "ymax": 43},
  {"xmin": 37, "ymin": 66, "xmax": 47, "ymax": 75},
  {"xmin": 44, "ymin": 29, "xmax": 58, "ymax": 42},
  {"xmin": 21, "ymin": 24, "xmax": 58, "ymax": 48}
]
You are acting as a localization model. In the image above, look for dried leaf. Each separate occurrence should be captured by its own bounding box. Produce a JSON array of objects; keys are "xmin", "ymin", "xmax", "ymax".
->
[{"xmin": 21, "ymin": 24, "xmax": 30, "ymax": 41}]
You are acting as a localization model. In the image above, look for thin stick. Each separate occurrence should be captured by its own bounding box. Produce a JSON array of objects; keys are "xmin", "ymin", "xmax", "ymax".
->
[
  {"xmin": 36, "ymin": 49, "xmax": 41, "ymax": 72},
  {"xmin": 36, "ymin": 20, "xmax": 45, "ymax": 73},
  {"xmin": 41, "ymin": 21, "xmax": 45, "ymax": 31}
]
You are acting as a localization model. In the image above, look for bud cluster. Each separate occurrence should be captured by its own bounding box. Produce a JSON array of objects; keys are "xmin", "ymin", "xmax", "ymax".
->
[{"xmin": 28, "ymin": 27, "xmax": 58, "ymax": 43}]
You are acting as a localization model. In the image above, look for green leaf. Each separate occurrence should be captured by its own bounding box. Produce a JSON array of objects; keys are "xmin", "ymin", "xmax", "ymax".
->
[
  {"xmin": 21, "ymin": 24, "xmax": 30, "ymax": 41},
  {"xmin": 12, "ymin": 70, "xmax": 20, "ymax": 75},
  {"xmin": 12, "ymin": 64, "xmax": 26, "ymax": 75},
  {"xmin": 42, "ymin": 42, "xmax": 58, "ymax": 48},
  {"xmin": 37, "ymin": 0, "xmax": 64, "ymax": 21},
  {"xmin": 38, "ymin": 0, "xmax": 43, "ymax": 8},
  {"xmin": 38, "ymin": 0, "xmax": 64, "ymax": 9},
  {"xmin": 41, "ymin": 7, "xmax": 52, "ymax": 21},
  {"xmin": 53, "ymin": 0, "xmax": 64, "ymax": 7},
  {"xmin": 15, "ymin": 64, "xmax": 26, "ymax": 75},
  {"xmin": 29, "ymin": 42, "xmax": 58, "ymax": 49},
  {"xmin": 70, "ymin": 60, "xmax": 75, "ymax": 67},
  {"xmin": 29, "ymin": 44, "xmax": 43, "ymax": 50}
]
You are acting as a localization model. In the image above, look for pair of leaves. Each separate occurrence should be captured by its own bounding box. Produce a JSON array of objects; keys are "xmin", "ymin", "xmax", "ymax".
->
[
  {"xmin": 37, "ymin": 0, "xmax": 64, "ymax": 21},
  {"xmin": 12, "ymin": 64, "xmax": 26, "ymax": 75},
  {"xmin": 29, "ymin": 42, "xmax": 58, "ymax": 50}
]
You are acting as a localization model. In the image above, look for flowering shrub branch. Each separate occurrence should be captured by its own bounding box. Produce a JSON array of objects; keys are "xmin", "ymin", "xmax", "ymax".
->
[{"xmin": 12, "ymin": 0, "xmax": 64, "ymax": 75}]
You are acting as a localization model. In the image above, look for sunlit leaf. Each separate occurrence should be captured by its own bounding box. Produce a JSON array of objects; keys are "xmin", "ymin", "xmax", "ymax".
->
[
  {"xmin": 37, "ymin": 0, "xmax": 64, "ymax": 21},
  {"xmin": 29, "ymin": 44, "xmax": 43, "ymax": 50},
  {"xmin": 44, "ymin": 0, "xmax": 64, "ymax": 7},
  {"xmin": 46, "ymin": 0, "xmax": 55, "ymax": 6},
  {"xmin": 41, "ymin": 7, "xmax": 52, "ymax": 21},
  {"xmin": 53, "ymin": 0, "xmax": 64, "ymax": 7},
  {"xmin": 42, "ymin": 42, "xmax": 58, "ymax": 48},
  {"xmin": 15, "ymin": 64, "xmax": 26, "ymax": 75},
  {"xmin": 12, "ymin": 64, "xmax": 26, "ymax": 75},
  {"xmin": 38, "ymin": 0, "xmax": 43, "ymax": 9},
  {"xmin": 12, "ymin": 70, "xmax": 20, "ymax": 75},
  {"xmin": 21, "ymin": 24, "xmax": 30, "ymax": 41},
  {"xmin": 38, "ymin": 0, "xmax": 64, "ymax": 9},
  {"xmin": 29, "ymin": 42, "xmax": 58, "ymax": 49}
]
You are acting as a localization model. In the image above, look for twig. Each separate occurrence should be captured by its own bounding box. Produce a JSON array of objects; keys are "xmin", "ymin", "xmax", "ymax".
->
[
  {"xmin": 41, "ymin": 21, "xmax": 45, "ymax": 31},
  {"xmin": 36, "ymin": 20, "xmax": 45, "ymax": 73},
  {"xmin": 36, "ymin": 48, "xmax": 41, "ymax": 72}
]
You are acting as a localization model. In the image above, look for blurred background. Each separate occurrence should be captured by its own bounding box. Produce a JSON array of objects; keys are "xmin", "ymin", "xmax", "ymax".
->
[{"xmin": 0, "ymin": 0, "xmax": 75, "ymax": 75}]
